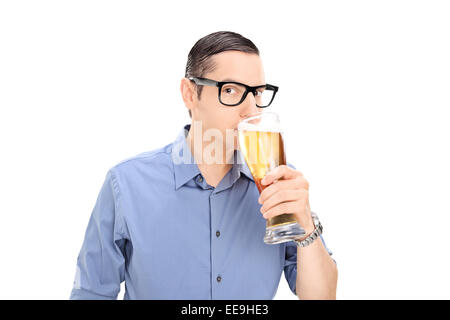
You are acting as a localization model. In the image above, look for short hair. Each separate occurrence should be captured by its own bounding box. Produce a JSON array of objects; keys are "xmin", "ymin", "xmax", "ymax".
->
[{"xmin": 184, "ymin": 31, "xmax": 260, "ymax": 118}]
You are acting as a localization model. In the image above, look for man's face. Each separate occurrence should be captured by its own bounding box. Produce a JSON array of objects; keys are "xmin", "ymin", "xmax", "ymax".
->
[{"xmin": 188, "ymin": 50, "xmax": 266, "ymax": 151}]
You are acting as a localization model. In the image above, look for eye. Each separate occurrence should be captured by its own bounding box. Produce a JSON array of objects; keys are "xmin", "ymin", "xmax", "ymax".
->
[
  {"xmin": 222, "ymin": 84, "xmax": 245, "ymax": 96},
  {"xmin": 224, "ymin": 88, "xmax": 236, "ymax": 94}
]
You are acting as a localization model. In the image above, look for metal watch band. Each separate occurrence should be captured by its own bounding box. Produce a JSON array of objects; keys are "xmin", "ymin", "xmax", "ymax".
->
[{"xmin": 294, "ymin": 211, "xmax": 323, "ymax": 248}]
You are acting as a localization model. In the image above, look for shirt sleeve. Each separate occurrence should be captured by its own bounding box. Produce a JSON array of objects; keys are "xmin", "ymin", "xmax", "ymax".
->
[
  {"xmin": 70, "ymin": 169, "xmax": 128, "ymax": 300},
  {"xmin": 284, "ymin": 234, "xmax": 336, "ymax": 296}
]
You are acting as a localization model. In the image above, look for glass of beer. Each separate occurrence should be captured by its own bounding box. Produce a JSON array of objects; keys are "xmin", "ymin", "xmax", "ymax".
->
[{"xmin": 238, "ymin": 112, "xmax": 305, "ymax": 244}]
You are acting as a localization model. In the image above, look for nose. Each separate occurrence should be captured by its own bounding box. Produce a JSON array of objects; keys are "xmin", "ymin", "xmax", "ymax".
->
[{"xmin": 239, "ymin": 90, "xmax": 260, "ymax": 118}]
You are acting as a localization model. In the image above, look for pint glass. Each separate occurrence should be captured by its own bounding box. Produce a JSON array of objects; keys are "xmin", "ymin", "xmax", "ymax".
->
[{"xmin": 238, "ymin": 112, "xmax": 305, "ymax": 244}]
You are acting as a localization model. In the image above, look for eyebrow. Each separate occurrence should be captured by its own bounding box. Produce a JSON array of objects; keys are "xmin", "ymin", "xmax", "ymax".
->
[
  {"xmin": 221, "ymin": 78, "xmax": 239, "ymax": 82},
  {"xmin": 221, "ymin": 78, "xmax": 266, "ymax": 86}
]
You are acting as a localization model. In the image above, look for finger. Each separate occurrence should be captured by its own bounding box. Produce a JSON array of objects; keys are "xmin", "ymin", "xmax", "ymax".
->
[
  {"xmin": 261, "ymin": 165, "xmax": 302, "ymax": 186},
  {"xmin": 258, "ymin": 177, "xmax": 309, "ymax": 204},
  {"xmin": 260, "ymin": 189, "xmax": 306, "ymax": 214},
  {"xmin": 262, "ymin": 200, "xmax": 303, "ymax": 220}
]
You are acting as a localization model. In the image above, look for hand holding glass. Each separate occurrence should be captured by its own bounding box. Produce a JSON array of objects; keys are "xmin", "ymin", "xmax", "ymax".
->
[{"xmin": 238, "ymin": 112, "xmax": 305, "ymax": 244}]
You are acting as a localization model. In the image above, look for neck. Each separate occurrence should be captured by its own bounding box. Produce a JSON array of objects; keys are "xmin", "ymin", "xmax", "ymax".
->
[{"xmin": 186, "ymin": 125, "xmax": 234, "ymax": 188}]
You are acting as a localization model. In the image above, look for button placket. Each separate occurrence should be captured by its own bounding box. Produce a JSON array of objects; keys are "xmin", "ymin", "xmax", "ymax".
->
[{"xmin": 210, "ymin": 191, "xmax": 217, "ymax": 297}]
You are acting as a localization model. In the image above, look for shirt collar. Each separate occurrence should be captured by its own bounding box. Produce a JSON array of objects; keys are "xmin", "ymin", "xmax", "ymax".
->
[{"xmin": 171, "ymin": 124, "xmax": 254, "ymax": 190}]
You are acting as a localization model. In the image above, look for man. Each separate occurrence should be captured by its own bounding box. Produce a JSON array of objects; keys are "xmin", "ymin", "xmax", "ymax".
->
[{"xmin": 70, "ymin": 31, "xmax": 337, "ymax": 300}]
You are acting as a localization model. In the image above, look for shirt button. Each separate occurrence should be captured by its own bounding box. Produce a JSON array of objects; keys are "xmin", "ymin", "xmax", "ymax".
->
[
  {"xmin": 216, "ymin": 230, "xmax": 220, "ymax": 237},
  {"xmin": 216, "ymin": 275, "xmax": 222, "ymax": 283}
]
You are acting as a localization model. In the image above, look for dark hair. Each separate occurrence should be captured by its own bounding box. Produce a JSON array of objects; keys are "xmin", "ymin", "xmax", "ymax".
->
[{"xmin": 184, "ymin": 31, "xmax": 260, "ymax": 118}]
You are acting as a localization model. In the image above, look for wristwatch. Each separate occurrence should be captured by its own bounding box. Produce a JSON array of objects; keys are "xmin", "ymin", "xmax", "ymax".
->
[{"xmin": 294, "ymin": 211, "xmax": 323, "ymax": 248}]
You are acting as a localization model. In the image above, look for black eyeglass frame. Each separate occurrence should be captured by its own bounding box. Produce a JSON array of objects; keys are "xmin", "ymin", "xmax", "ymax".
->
[{"xmin": 188, "ymin": 76, "xmax": 279, "ymax": 108}]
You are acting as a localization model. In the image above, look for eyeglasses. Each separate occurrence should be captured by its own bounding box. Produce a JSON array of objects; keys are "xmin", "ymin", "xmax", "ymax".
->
[{"xmin": 188, "ymin": 77, "xmax": 279, "ymax": 108}]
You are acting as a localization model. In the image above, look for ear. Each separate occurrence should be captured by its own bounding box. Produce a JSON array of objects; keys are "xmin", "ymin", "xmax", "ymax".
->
[{"xmin": 180, "ymin": 77, "xmax": 196, "ymax": 113}]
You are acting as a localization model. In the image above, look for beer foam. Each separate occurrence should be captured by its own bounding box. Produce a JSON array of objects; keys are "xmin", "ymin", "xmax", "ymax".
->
[{"xmin": 238, "ymin": 121, "xmax": 282, "ymax": 133}]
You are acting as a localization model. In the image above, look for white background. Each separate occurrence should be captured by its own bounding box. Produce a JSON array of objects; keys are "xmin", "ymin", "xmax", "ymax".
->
[{"xmin": 0, "ymin": 0, "xmax": 449, "ymax": 300}]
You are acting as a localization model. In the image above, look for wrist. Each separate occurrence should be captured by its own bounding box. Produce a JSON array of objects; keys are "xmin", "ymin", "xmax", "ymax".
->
[
  {"xmin": 294, "ymin": 211, "xmax": 323, "ymax": 247},
  {"xmin": 298, "ymin": 223, "xmax": 314, "ymax": 241},
  {"xmin": 297, "ymin": 214, "xmax": 315, "ymax": 241}
]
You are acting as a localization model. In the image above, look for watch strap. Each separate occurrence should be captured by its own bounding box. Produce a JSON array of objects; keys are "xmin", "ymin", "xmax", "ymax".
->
[{"xmin": 294, "ymin": 211, "xmax": 323, "ymax": 248}]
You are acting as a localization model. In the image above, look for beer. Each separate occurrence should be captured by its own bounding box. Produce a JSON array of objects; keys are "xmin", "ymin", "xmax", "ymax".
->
[
  {"xmin": 238, "ymin": 129, "xmax": 297, "ymax": 228},
  {"xmin": 238, "ymin": 112, "xmax": 305, "ymax": 244}
]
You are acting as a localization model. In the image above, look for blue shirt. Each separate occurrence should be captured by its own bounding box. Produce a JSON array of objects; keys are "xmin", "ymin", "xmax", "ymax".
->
[{"xmin": 70, "ymin": 124, "xmax": 334, "ymax": 300}]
